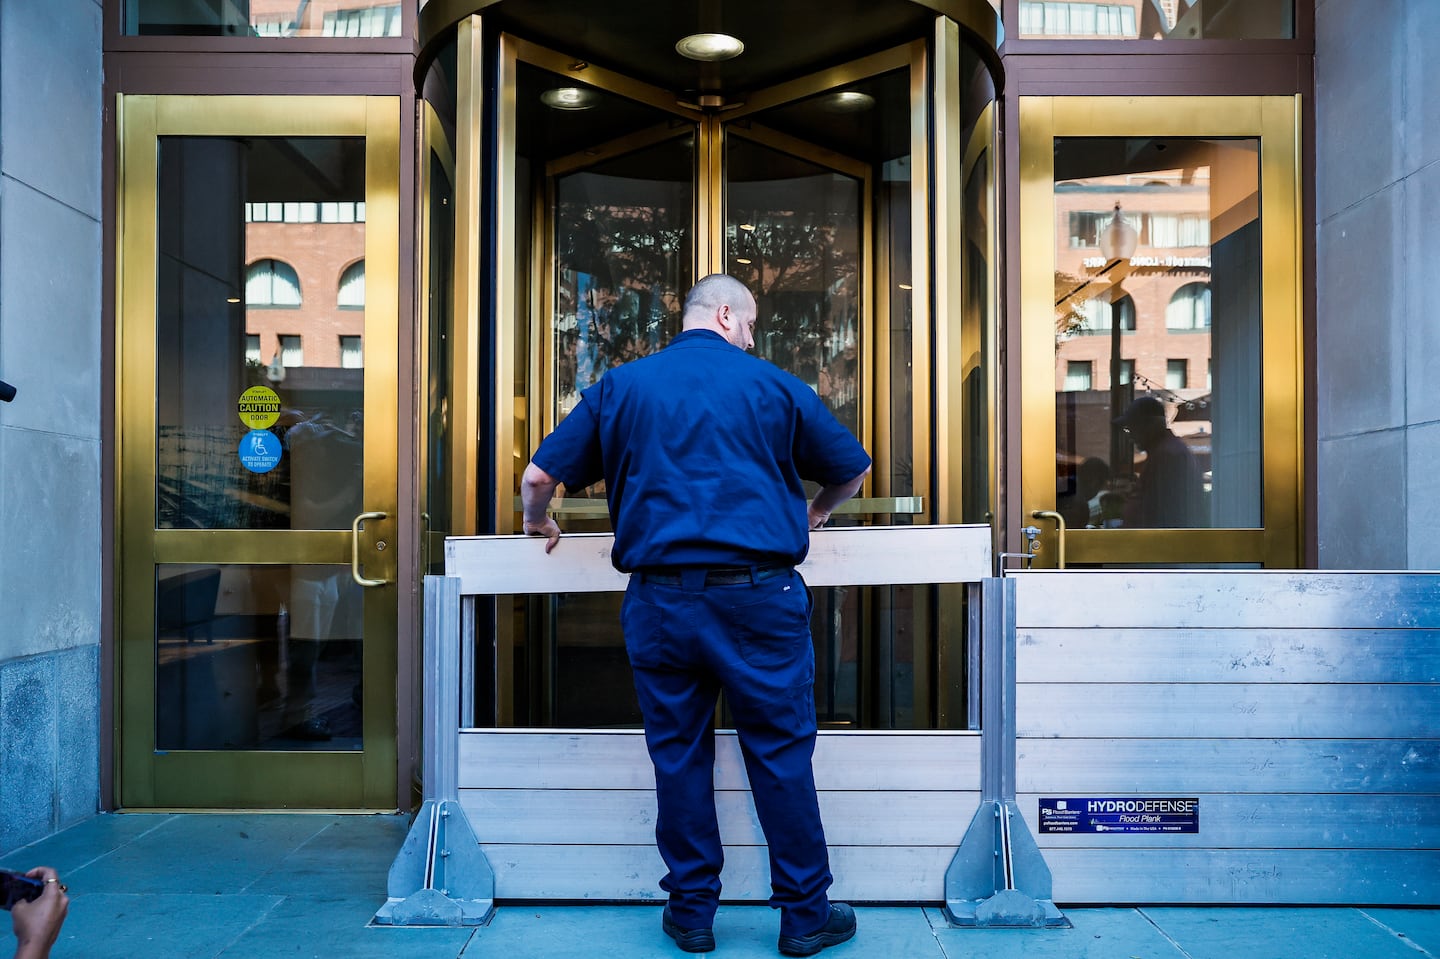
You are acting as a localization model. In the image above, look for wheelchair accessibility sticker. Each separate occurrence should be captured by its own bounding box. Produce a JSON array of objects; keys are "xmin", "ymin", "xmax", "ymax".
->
[
  {"xmin": 239, "ymin": 428, "xmax": 283, "ymax": 474},
  {"xmin": 1039, "ymin": 797, "xmax": 1199, "ymax": 834}
]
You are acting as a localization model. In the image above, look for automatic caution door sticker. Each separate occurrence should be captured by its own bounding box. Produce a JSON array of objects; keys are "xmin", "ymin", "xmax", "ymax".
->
[
  {"xmin": 239, "ymin": 429, "xmax": 283, "ymax": 474},
  {"xmin": 238, "ymin": 385, "xmax": 282, "ymax": 429}
]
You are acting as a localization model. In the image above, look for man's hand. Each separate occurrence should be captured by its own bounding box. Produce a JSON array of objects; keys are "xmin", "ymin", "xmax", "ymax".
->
[
  {"xmin": 523, "ymin": 516, "xmax": 562, "ymax": 553},
  {"xmin": 808, "ymin": 466, "xmax": 871, "ymax": 532},
  {"xmin": 12, "ymin": 866, "xmax": 68, "ymax": 959},
  {"xmin": 520, "ymin": 462, "xmax": 563, "ymax": 553}
]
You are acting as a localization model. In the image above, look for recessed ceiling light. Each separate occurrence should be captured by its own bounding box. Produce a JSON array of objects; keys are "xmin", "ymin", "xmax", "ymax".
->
[
  {"xmin": 540, "ymin": 87, "xmax": 598, "ymax": 110},
  {"xmin": 226, "ymin": 297, "xmax": 242, "ymax": 303},
  {"xmin": 898, "ymin": 284, "xmax": 913, "ymax": 291},
  {"xmin": 675, "ymin": 32, "xmax": 744, "ymax": 62},
  {"xmin": 739, "ymin": 223, "xmax": 756, "ymax": 231},
  {"xmin": 819, "ymin": 91, "xmax": 875, "ymax": 113},
  {"xmin": 734, "ymin": 257, "xmax": 753, "ymax": 265}
]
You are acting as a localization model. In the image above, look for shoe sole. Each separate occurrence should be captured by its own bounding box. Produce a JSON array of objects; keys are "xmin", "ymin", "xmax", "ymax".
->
[
  {"xmin": 663, "ymin": 915, "xmax": 715, "ymax": 953},
  {"xmin": 778, "ymin": 924, "xmax": 856, "ymax": 957}
]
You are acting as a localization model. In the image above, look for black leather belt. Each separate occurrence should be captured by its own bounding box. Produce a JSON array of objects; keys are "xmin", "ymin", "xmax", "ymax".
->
[{"xmin": 637, "ymin": 564, "xmax": 792, "ymax": 586}]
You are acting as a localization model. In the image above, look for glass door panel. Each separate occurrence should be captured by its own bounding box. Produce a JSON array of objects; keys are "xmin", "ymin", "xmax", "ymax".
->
[
  {"xmin": 724, "ymin": 66, "xmax": 934, "ymax": 729},
  {"xmin": 119, "ymin": 96, "xmax": 399, "ymax": 806},
  {"xmin": 1020, "ymin": 96, "xmax": 1303, "ymax": 568},
  {"xmin": 493, "ymin": 47, "xmax": 695, "ymax": 726},
  {"xmin": 1052, "ymin": 136, "xmax": 1261, "ymax": 533},
  {"xmin": 533, "ymin": 138, "xmax": 694, "ymax": 728},
  {"xmin": 156, "ymin": 563, "xmax": 363, "ymax": 750}
]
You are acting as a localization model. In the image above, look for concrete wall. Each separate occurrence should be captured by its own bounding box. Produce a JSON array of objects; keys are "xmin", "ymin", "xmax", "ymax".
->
[
  {"xmin": 1315, "ymin": 1, "xmax": 1440, "ymax": 569},
  {"xmin": 0, "ymin": 0, "xmax": 103, "ymax": 852}
]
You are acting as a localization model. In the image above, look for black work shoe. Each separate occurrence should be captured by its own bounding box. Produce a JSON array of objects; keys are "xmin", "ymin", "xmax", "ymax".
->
[
  {"xmin": 778, "ymin": 903, "xmax": 857, "ymax": 957},
  {"xmin": 662, "ymin": 905, "xmax": 716, "ymax": 953}
]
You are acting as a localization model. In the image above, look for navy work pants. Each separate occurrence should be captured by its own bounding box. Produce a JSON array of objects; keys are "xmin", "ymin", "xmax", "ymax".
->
[{"xmin": 621, "ymin": 567, "xmax": 833, "ymax": 937}]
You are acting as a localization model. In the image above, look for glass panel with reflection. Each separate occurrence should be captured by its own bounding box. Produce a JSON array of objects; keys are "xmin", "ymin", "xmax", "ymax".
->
[
  {"xmin": 155, "ymin": 563, "xmax": 363, "ymax": 750},
  {"xmin": 1053, "ymin": 136, "xmax": 1261, "ymax": 532},
  {"xmin": 125, "ymin": 1, "xmax": 402, "ymax": 37},
  {"xmin": 492, "ymin": 60, "xmax": 694, "ymax": 728},
  {"xmin": 156, "ymin": 136, "xmax": 366, "ymax": 534},
  {"xmin": 1016, "ymin": 0, "xmax": 1294, "ymax": 41}
]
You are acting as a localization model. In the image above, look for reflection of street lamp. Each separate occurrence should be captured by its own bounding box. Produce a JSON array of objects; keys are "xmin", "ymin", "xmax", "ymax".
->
[{"xmin": 1100, "ymin": 204, "xmax": 1139, "ymax": 479}]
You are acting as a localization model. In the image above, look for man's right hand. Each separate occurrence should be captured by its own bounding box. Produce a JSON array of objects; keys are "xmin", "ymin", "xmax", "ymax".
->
[{"xmin": 523, "ymin": 516, "xmax": 562, "ymax": 553}]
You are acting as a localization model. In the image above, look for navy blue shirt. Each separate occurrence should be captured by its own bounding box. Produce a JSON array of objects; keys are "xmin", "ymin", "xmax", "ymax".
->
[{"xmin": 532, "ymin": 329, "xmax": 872, "ymax": 571}]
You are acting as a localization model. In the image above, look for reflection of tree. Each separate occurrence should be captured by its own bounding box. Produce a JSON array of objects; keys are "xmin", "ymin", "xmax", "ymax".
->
[
  {"xmin": 730, "ymin": 213, "xmax": 858, "ymax": 387},
  {"xmin": 1054, "ymin": 269, "xmax": 1089, "ymax": 348},
  {"xmin": 555, "ymin": 203, "xmax": 686, "ymax": 388}
]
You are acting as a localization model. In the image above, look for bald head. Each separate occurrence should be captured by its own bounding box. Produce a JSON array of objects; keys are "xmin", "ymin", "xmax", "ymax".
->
[{"xmin": 682, "ymin": 274, "xmax": 757, "ymax": 350}]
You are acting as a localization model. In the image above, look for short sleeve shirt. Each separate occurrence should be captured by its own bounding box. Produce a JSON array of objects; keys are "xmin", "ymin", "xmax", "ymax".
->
[{"xmin": 532, "ymin": 329, "xmax": 872, "ymax": 571}]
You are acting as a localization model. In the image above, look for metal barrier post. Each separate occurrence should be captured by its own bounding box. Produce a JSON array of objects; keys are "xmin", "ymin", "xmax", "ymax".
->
[
  {"xmin": 943, "ymin": 576, "xmax": 1067, "ymax": 927},
  {"xmin": 373, "ymin": 575, "xmax": 496, "ymax": 926}
]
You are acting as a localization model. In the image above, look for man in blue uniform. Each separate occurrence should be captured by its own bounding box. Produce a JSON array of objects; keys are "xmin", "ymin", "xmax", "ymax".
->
[{"xmin": 521, "ymin": 274, "xmax": 870, "ymax": 956}]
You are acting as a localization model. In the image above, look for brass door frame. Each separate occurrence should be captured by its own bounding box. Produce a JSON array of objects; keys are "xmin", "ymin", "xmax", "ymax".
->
[
  {"xmin": 420, "ymin": 99, "xmax": 457, "ymax": 574},
  {"xmin": 1018, "ymin": 95, "xmax": 1303, "ymax": 568},
  {"xmin": 116, "ymin": 94, "xmax": 402, "ymax": 807}
]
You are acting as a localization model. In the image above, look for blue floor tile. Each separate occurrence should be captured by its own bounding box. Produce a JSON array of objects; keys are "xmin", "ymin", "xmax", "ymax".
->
[
  {"xmin": 461, "ymin": 905, "xmax": 936, "ymax": 959},
  {"xmin": 8, "ymin": 815, "xmax": 1437, "ymax": 959},
  {"xmin": 1361, "ymin": 908, "xmax": 1440, "ymax": 955},
  {"xmin": 70, "ymin": 815, "xmax": 334, "ymax": 895},
  {"xmin": 0, "ymin": 813, "xmax": 176, "ymax": 875},
  {"xmin": 924, "ymin": 907, "xmax": 1187, "ymax": 959},
  {"xmin": 36, "ymin": 893, "xmax": 283, "ymax": 959},
  {"xmin": 245, "ymin": 813, "xmax": 411, "ymax": 899},
  {"xmin": 216, "ymin": 896, "xmax": 475, "ymax": 959},
  {"xmin": 1140, "ymin": 907, "xmax": 1423, "ymax": 959}
]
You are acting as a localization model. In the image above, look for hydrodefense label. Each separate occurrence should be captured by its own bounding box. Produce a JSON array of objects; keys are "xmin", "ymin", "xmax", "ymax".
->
[
  {"xmin": 238, "ymin": 385, "xmax": 282, "ymax": 429},
  {"xmin": 239, "ymin": 428, "xmax": 283, "ymax": 474},
  {"xmin": 1039, "ymin": 797, "xmax": 1199, "ymax": 834}
]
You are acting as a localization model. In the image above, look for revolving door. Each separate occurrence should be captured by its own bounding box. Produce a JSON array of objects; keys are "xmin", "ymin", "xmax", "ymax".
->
[{"xmin": 419, "ymin": 2, "xmax": 1000, "ymax": 732}]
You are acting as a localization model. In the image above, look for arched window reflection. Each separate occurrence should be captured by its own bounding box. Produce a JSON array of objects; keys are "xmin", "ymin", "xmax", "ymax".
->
[
  {"xmin": 1166, "ymin": 282, "xmax": 1211, "ymax": 331},
  {"xmin": 246, "ymin": 258, "xmax": 302, "ymax": 307},
  {"xmin": 338, "ymin": 260, "xmax": 365, "ymax": 309},
  {"xmin": 1076, "ymin": 292, "xmax": 1135, "ymax": 334}
]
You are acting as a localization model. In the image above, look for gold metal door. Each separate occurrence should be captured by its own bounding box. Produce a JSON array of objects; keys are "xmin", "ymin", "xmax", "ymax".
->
[
  {"xmin": 116, "ymin": 96, "xmax": 402, "ymax": 807},
  {"xmin": 1019, "ymin": 96, "xmax": 1303, "ymax": 569}
]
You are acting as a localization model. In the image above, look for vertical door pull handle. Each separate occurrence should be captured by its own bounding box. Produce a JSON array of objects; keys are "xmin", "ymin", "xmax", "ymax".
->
[
  {"xmin": 352, "ymin": 511, "xmax": 389, "ymax": 587},
  {"xmin": 1030, "ymin": 510, "xmax": 1067, "ymax": 570}
]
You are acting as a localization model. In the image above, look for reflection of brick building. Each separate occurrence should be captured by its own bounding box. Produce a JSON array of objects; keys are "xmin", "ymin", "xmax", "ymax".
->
[
  {"xmin": 248, "ymin": 0, "xmax": 401, "ymax": 37},
  {"xmin": 1052, "ymin": 169, "xmax": 1214, "ymax": 405},
  {"xmin": 245, "ymin": 213, "xmax": 364, "ymax": 371}
]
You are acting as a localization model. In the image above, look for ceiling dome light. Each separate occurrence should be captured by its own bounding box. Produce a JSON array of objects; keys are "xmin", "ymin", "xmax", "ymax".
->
[
  {"xmin": 540, "ymin": 87, "xmax": 598, "ymax": 111},
  {"xmin": 675, "ymin": 32, "xmax": 744, "ymax": 62},
  {"xmin": 819, "ymin": 91, "xmax": 875, "ymax": 113}
]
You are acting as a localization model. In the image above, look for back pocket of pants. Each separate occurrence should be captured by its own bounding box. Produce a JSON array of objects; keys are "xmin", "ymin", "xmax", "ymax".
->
[{"xmin": 727, "ymin": 579, "xmax": 810, "ymax": 671}]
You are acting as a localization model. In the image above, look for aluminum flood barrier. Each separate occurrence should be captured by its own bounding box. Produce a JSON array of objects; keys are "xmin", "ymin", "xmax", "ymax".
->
[
  {"xmin": 382, "ymin": 525, "xmax": 995, "ymax": 922},
  {"xmin": 1010, "ymin": 570, "xmax": 1440, "ymax": 905},
  {"xmin": 382, "ymin": 554, "xmax": 1439, "ymax": 923}
]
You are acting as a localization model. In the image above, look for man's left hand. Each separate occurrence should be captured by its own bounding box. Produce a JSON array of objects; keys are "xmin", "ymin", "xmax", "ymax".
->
[{"xmin": 523, "ymin": 516, "xmax": 562, "ymax": 553}]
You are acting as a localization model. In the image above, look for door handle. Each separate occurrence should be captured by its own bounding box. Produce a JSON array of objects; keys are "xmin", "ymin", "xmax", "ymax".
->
[
  {"xmin": 351, "ymin": 511, "xmax": 389, "ymax": 587},
  {"xmin": 1030, "ymin": 510, "xmax": 1067, "ymax": 569}
]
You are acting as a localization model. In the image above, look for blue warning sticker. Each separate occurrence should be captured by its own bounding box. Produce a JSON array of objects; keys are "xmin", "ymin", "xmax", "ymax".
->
[
  {"xmin": 1039, "ymin": 797, "xmax": 1199, "ymax": 834},
  {"xmin": 239, "ymin": 428, "xmax": 283, "ymax": 474}
]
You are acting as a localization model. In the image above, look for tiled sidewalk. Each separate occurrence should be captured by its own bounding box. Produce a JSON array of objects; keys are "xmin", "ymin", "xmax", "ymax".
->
[{"xmin": 2, "ymin": 814, "xmax": 1436, "ymax": 958}]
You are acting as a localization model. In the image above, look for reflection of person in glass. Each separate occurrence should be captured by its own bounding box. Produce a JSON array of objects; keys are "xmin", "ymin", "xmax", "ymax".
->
[
  {"xmin": 283, "ymin": 407, "xmax": 364, "ymax": 741},
  {"xmin": 1059, "ymin": 456, "xmax": 1111, "ymax": 529},
  {"xmin": 1113, "ymin": 396, "xmax": 1204, "ymax": 529}
]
